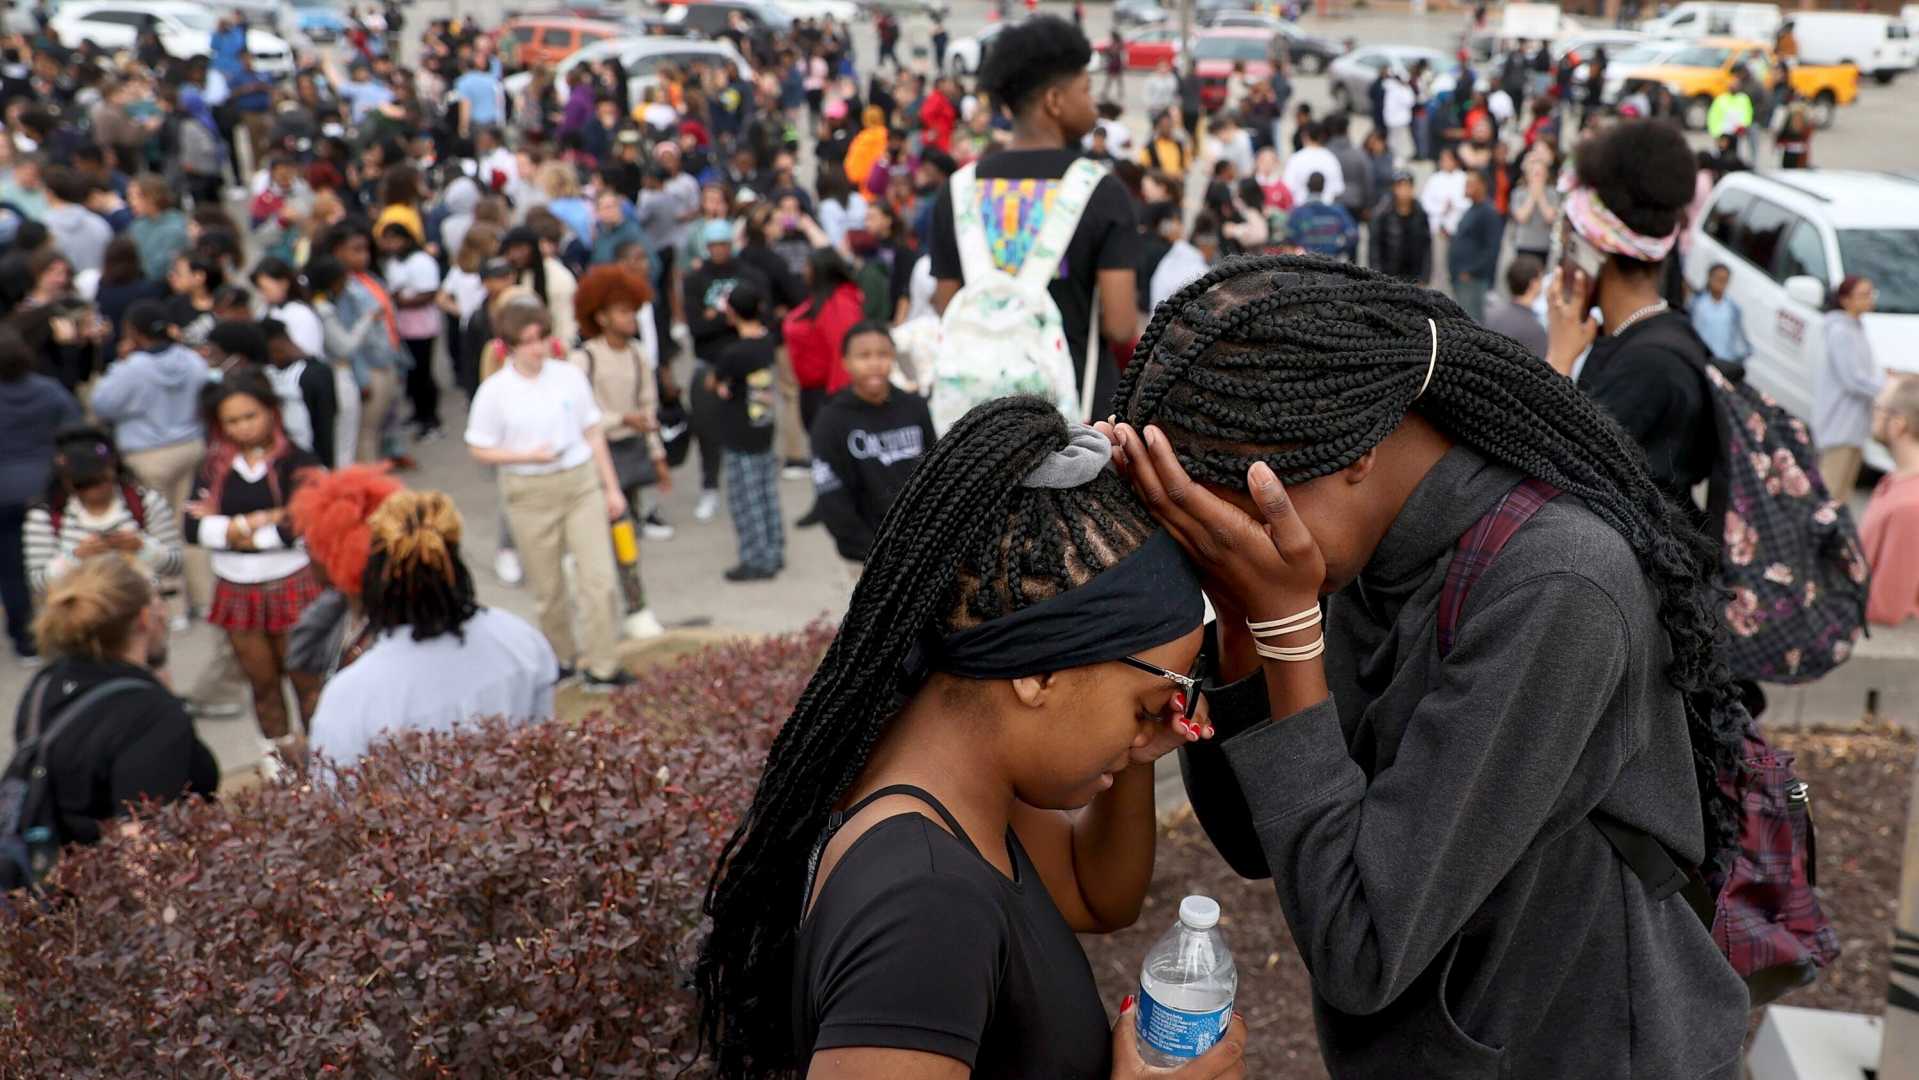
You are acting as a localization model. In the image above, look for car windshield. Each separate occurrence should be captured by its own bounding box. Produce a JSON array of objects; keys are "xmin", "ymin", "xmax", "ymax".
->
[
  {"xmin": 1608, "ymin": 44, "xmax": 1671, "ymax": 64},
  {"xmin": 170, "ymin": 9, "xmax": 218, "ymax": 31},
  {"xmin": 1667, "ymin": 46, "xmax": 1731, "ymax": 67},
  {"xmin": 1837, "ymin": 230, "xmax": 1919, "ymax": 316},
  {"xmin": 1193, "ymin": 36, "xmax": 1266, "ymax": 61}
]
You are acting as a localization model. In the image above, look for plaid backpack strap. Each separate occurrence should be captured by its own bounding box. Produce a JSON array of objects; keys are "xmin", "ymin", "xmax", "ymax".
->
[{"xmin": 1436, "ymin": 477, "xmax": 1563, "ymax": 657}]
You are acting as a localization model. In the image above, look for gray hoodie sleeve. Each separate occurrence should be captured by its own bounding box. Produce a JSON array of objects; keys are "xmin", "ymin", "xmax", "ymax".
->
[{"xmin": 1215, "ymin": 571, "xmax": 1634, "ymax": 1017}]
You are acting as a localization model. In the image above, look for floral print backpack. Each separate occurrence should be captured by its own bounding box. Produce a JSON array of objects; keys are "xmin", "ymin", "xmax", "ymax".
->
[{"xmin": 1700, "ymin": 361, "xmax": 1870, "ymax": 684}]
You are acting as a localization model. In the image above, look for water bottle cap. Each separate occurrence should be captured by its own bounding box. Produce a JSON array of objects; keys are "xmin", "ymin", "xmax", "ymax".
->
[{"xmin": 1178, "ymin": 895, "xmax": 1220, "ymax": 930}]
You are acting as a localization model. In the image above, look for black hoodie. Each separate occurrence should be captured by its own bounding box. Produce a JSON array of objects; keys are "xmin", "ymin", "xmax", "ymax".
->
[{"xmin": 809, "ymin": 388, "xmax": 935, "ymax": 561}]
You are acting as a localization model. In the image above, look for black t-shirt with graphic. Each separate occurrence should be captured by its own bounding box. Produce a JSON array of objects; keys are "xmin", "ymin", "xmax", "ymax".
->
[
  {"xmin": 809, "ymin": 388, "xmax": 935, "ymax": 561},
  {"xmin": 930, "ymin": 148, "xmax": 1140, "ymax": 414},
  {"xmin": 711, "ymin": 333, "xmax": 779, "ymax": 454}
]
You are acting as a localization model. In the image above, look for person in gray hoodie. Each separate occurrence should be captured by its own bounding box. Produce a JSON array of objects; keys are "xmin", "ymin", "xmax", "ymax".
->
[
  {"xmin": 437, "ymin": 175, "xmax": 482, "ymax": 263},
  {"xmin": 1105, "ymin": 258, "xmax": 1749, "ymax": 1079},
  {"xmin": 41, "ymin": 166, "xmax": 111, "ymax": 276},
  {"xmin": 90, "ymin": 299, "xmax": 212, "ymax": 610}
]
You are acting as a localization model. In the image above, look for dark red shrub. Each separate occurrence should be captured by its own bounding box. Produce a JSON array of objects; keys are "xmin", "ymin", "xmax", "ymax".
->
[{"xmin": 0, "ymin": 625, "xmax": 833, "ymax": 1077}]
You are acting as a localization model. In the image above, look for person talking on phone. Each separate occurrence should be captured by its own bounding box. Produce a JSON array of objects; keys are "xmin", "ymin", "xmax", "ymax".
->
[{"xmin": 1543, "ymin": 119, "xmax": 1716, "ymax": 517}]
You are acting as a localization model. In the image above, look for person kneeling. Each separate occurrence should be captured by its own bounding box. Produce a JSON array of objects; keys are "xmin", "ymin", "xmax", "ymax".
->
[{"xmin": 307, "ymin": 490, "xmax": 558, "ymax": 771}]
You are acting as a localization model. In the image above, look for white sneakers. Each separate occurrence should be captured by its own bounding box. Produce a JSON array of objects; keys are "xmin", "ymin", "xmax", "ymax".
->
[
  {"xmin": 781, "ymin": 464, "xmax": 811, "ymax": 480},
  {"xmin": 624, "ymin": 608, "xmax": 666, "ymax": 639},
  {"xmin": 495, "ymin": 548, "xmax": 524, "ymax": 586},
  {"xmin": 641, "ymin": 510, "xmax": 675, "ymax": 541},
  {"xmin": 695, "ymin": 491, "xmax": 721, "ymax": 522}
]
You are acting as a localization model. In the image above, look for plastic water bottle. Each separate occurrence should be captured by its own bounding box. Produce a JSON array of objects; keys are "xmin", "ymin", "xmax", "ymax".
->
[{"xmin": 1135, "ymin": 895, "xmax": 1238, "ymax": 1070}]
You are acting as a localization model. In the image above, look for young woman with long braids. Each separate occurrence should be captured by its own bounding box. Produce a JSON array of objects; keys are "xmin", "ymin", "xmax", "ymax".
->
[
  {"xmin": 697, "ymin": 397, "xmax": 1248, "ymax": 1080},
  {"xmin": 183, "ymin": 369, "xmax": 327, "ymax": 772},
  {"xmin": 1103, "ymin": 255, "xmax": 1749, "ymax": 1077}
]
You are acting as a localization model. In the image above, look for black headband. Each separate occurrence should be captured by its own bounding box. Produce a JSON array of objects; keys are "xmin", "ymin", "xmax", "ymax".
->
[{"xmin": 927, "ymin": 530, "xmax": 1205, "ymax": 681}]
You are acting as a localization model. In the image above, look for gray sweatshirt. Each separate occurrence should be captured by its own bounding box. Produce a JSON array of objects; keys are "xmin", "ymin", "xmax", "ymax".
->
[
  {"xmin": 1180, "ymin": 447, "xmax": 1747, "ymax": 1079},
  {"xmin": 90, "ymin": 344, "xmax": 209, "ymax": 453}
]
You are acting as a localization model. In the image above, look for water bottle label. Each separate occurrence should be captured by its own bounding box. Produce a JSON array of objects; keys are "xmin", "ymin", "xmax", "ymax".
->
[{"xmin": 1135, "ymin": 986, "xmax": 1232, "ymax": 1060}]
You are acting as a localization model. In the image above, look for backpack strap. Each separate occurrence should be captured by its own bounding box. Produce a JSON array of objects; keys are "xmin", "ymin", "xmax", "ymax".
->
[
  {"xmin": 1015, "ymin": 158, "xmax": 1105, "ymax": 293},
  {"xmin": 18, "ymin": 677, "xmax": 152, "ymax": 776},
  {"xmin": 1436, "ymin": 477, "xmax": 1715, "ymax": 927},
  {"xmin": 1435, "ymin": 477, "xmax": 1563, "ymax": 657},
  {"xmin": 122, "ymin": 483, "xmax": 146, "ymax": 532},
  {"xmin": 948, "ymin": 163, "xmax": 991, "ymax": 284}
]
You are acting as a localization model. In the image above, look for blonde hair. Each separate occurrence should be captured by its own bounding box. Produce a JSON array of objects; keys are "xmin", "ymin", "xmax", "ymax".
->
[
  {"xmin": 455, "ymin": 222, "xmax": 502, "ymax": 275},
  {"xmin": 537, "ymin": 161, "xmax": 581, "ymax": 200},
  {"xmin": 1884, "ymin": 376, "xmax": 1919, "ymax": 434},
  {"xmin": 32, "ymin": 556, "xmax": 153, "ymax": 662}
]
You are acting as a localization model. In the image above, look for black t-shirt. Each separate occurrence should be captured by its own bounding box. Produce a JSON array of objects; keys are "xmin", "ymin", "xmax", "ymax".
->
[
  {"xmin": 711, "ymin": 333, "xmax": 779, "ymax": 454},
  {"xmin": 930, "ymin": 148, "xmax": 1141, "ymax": 415},
  {"xmin": 810, "ymin": 388, "xmax": 935, "ymax": 561},
  {"xmin": 793, "ymin": 808, "xmax": 1111, "ymax": 1076},
  {"xmin": 1576, "ymin": 311, "xmax": 1716, "ymax": 510}
]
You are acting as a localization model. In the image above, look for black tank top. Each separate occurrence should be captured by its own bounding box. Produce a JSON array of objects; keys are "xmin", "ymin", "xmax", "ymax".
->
[{"xmin": 792, "ymin": 784, "xmax": 1112, "ymax": 1077}]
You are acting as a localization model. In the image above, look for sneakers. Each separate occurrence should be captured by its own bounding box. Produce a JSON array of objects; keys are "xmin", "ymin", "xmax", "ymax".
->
[
  {"xmin": 795, "ymin": 506, "xmax": 823, "ymax": 528},
  {"xmin": 782, "ymin": 463, "xmax": 812, "ymax": 480},
  {"xmin": 415, "ymin": 425, "xmax": 446, "ymax": 443},
  {"xmin": 256, "ymin": 736, "xmax": 301, "ymax": 782},
  {"xmin": 723, "ymin": 564, "xmax": 779, "ymax": 583},
  {"xmin": 624, "ymin": 608, "xmax": 666, "ymax": 639},
  {"xmin": 554, "ymin": 662, "xmax": 578, "ymax": 685},
  {"xmin": 581, "ymin": 669, "xmax": 638, "ymax": 693},
  {"xmin": 641, "ymin": 509, "xmax": 675, "ymax": 541},
  {"xmin": 495, "ymin": 548, "xmax": 524, "ymax": 586},
  {"xmin": 695, "ymin": 491, "xmax": 721, "ymax": 522},
  {"xmin": 168, "ymin": 611, "xmax": 192, "ymax": 633}
]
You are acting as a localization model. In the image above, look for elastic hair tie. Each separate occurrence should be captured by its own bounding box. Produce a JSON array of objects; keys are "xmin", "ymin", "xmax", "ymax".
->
[{"xmin": 1413, "ymin": 318, "xmax": 1438, "ymax": 402}]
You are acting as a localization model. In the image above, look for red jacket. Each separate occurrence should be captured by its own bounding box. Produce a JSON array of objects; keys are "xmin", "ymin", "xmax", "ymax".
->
[
  {"xmin": 920, "ymin": 90, "xmax": 957, "ymax": 155},
  {"xmin": 782, "ymin": 283, "xmax": 865, "ymax": 392}
]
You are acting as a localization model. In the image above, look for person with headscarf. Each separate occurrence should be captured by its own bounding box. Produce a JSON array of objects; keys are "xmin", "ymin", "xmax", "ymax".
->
[
  {"xmin": 175, "ymin": 86, "xmax": 227, "ymax": 207},
  {"xmin": 841, "ymin": 105, "xmax": 890, "ymax": 195},
  {"xmin": 306, "ymin": 489, "xmax": 556, "ymax": 772}
]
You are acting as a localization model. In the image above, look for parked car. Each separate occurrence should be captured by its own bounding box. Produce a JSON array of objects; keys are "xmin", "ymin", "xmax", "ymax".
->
[
  {"xmin": 1327, "ymin": 44, "xmax": 1450, "ymax": 115},
  {"xmin": 50, "ymin": 1, "xmax": 295, "ymax": 75},
  {"xmin": 663, "ymin": 0, "xmax": 793, "ymax": 38},
  {"xmin": 857, "ymin": 0, "xmax": 949, "ymax": 17},
  {"xmin": 499, "ymin": 16, "xmax": 626, "ymax": 69},
  {"xmin": 1640, "ymin": 1, "xmax": 1781, "ymax": 42},
  {"xmin": 1272, "ymin": 22, "xmax": 1346, "ymax": 73},
  {"xmin": 1192, "ymin": 28, "xmax": 1276, "ymax": 111},
  {"xmin": 1551, "ymin": 28, "xmax": 1649, "ymax": 62},
  {"xmin": 945, "ymin": 20, "xmax": 1008, "ymax": 75},
  {"xmin": 776, "ymin": 0, "xmax": 861, "ymax": 23},
  {"xmin": 503, "ymin": 36, "xmax": 753, "ymax": 111},
  {"xmin": 1576, "ymin": 39, "xmax": 1692, "ymax": 102},
  {"xmin": 1123, "ymin": 25, "xmax": 1181, "ymax": 71},
  {"xmin": 291, "ymin": 1, "xmax": 348, "ymax": 44},
  {"xmin": 1114, "ymin": 0, "xmax": 1169, "ymax": 28},
  {"xmin": 1622, "ymin": 37, "xmax": 1858, "ymax": 129},
  {"xmin": 1684, "ymin": 170, "xmax": 1919, "ymax": 474},
  {"xmin": 1784, "ymin": 11, "xmax": 1916, "ymax": 84}
]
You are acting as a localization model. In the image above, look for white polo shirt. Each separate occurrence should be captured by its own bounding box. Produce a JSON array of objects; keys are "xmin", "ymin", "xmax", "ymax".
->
[{"xmin": 464, "ymin": 358, "xmax": 602, "ymax": 476}]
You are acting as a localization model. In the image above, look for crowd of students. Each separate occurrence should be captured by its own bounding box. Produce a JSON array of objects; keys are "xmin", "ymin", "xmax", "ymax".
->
[{"xmin": 0, "ymin": 3, "xmax": 1914, "ymax": 1075}]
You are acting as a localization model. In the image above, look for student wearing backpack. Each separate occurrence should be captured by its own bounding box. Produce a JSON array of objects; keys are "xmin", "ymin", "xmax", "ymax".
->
[
  {"xmin": 12, "ymin": 556, "xmax": 216, "ymax": 859},
  {"xmin": 24, "ymin": 427, "xmax": 182, "ymax": 595},
  {"xmin": 929, "ymin": 16, "xmax": 1140, "ymax": 430},
  {"xmin": 1103, "ymin": 255, "xmax": 1750, "ymax": 1078}
]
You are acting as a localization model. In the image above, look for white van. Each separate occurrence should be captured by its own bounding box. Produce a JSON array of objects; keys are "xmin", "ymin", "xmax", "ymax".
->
[
  {"xmin": 1641, "ymin": 2, "xmax": 1781, "ymax": 43},
  {"xmin": 1684, "ymin": 171, "xmax": 1919, "ymax": 476},
  {"xmin": 1785, "ymin": 11, "xmax": 1916, "ymax": 84}
]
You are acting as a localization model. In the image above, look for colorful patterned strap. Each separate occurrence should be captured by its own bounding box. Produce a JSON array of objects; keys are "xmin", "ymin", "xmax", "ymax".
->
[
  {"xmin": 1015, "ymin": 158, "xmax": 1106, "ymax": 292},
  {"xmin": 1435, "ymin": 477, "xmax": 1563, "ymax": 658}
]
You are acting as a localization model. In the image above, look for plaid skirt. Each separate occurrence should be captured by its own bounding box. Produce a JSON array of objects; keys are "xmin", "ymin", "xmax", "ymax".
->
[{"xmin": 209, "ymin": 566, "xmax": 324, "ymax": 635}]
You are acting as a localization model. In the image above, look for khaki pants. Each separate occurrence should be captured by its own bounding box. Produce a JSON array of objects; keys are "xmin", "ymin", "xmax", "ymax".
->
[
  {"xmin": 776, "ymin": 344, "xmax": 809, "ymax": 465},
  {"xmin": 355, "ymin": 366, "xmax": 401, "ymax": 464},
  {"xmin": 1819, "ymin": 444, "xmax": 1864, "ymax": 501},
  {"xmin": 499, "ymin": 463, "xmax": 622, "ymax": 679},
  {"xmin": 124, "ymin": 437, "xmax": 210, "ymax": 609}
]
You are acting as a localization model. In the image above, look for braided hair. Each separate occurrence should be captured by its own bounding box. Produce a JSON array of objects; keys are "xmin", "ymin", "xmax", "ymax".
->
[
  {"xmin": 697, "ymin": 397, "xmax": 1158, "ymax": 1078},
  {"xmin": 1116, "ymin": 255, "xmax": 1744, "ymax": 877},
  {"xmin": 360, "ymin": 491, "xmax": 479, "ymax": 643}
]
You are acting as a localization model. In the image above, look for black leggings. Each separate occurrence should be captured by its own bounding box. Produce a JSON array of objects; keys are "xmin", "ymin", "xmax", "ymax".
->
[
  {"xmin": 690, "ymin": 363, "xmax": 726, "ymax": 492},
  {"xmin": 403, "ymin": 337, "xmax": 440, "ymax": 433}
]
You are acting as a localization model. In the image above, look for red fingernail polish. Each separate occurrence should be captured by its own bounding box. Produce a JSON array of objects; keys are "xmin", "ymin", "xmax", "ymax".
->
[{"xmin": 1122, "ymin": 995, "xmax": 1135, "ymax": 1012}]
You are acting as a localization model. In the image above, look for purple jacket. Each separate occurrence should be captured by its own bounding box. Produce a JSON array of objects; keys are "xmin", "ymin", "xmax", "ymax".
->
[{"xmin": 561, "ymin": 83, "xmax": 595, "ymax": 135}]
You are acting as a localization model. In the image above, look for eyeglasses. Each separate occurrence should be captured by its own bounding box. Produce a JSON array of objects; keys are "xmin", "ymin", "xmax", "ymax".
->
[{"xmin": 1118, "ymin": 651, "xmax": 1210, "ymax": 702}]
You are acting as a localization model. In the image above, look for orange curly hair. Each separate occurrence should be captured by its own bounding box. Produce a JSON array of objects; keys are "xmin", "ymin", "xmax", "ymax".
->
[
  {"xmin": 286, "ymin": 465, "xmax": 405, "ymax": 598},
  {"xmin": 574, "ymin": 264, "xmax": 655, "ymax": 340}
]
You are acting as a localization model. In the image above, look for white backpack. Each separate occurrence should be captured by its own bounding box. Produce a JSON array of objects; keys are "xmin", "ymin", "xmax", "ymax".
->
[{"xmin": 930, "ymin": 158, "xmax": 1104, "ymax": 436}]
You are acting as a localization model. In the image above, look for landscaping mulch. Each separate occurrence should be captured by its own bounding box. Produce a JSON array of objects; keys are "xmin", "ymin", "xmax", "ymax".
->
[{"xmin": 1081, "ymin": 724, "xmax": 1915, "ymax": 1078}]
